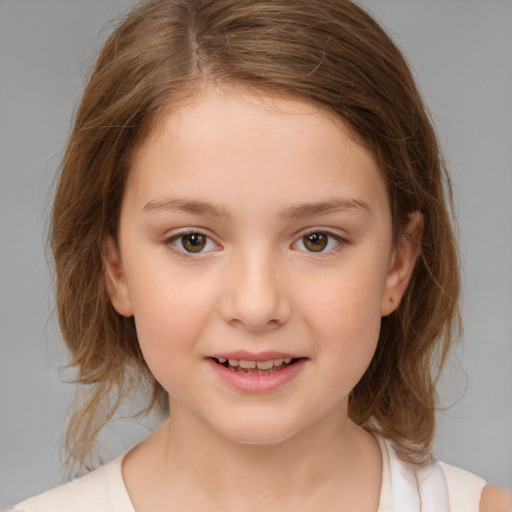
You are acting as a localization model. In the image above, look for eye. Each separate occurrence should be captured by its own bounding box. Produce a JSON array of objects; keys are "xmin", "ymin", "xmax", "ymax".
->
[
  {"xmin": 166, "ymin": 231, "xmax": 218, "ymax": 254},
  {"xmin": 293, "ymin": 231, "xmax": 343, "ymax": 253}
]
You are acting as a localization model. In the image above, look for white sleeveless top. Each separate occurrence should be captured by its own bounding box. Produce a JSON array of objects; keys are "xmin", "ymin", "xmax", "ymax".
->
[
  {"xmin": 375, "ymin": 436, "xmax": 486, "ymax": 512},
  {"xmin": 11, "ymin": 437, "xmax": 486, "ymax": 512}
]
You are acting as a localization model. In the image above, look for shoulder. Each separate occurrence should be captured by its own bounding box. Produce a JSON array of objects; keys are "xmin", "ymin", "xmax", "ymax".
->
[
  {"xmin": 380, "ymin": 435, "xmax": 489, "ymax": 512},
  {"xmin": 9, "ymin": 456, "xmax": 134, "ymax": 512},
  {"xmin": 439, "ymin": 461, "xmax": 512, "ymax": 512},
  {"xmin": 479, "ymin": 484, "xmax": 512, "ymax": 512},
  {"xmin": 439, "ymin": 460, "xmax": 487, "ymax": 511}
]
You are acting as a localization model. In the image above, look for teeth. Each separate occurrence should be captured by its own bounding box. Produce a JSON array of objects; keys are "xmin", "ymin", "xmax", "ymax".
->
[
  {"xmin": 218, "ymin": 357, "xmax": 295, "ymax": 370},
  {"xmin": 256, "ymin": 360, "xmax": 274, "ymax": 370},
  {"xmin": 239, "ymin": 359, "xmax": 256, "ymax": 369}
]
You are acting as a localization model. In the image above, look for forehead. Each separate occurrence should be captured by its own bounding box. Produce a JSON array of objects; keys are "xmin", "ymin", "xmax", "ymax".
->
[
  {"xmin": 126, "ymin": 87, "xmax": 389, "ymax": 218},
  {"xmin": 144, "ymin": 88, "xmax": 346, "ymax": 152}
]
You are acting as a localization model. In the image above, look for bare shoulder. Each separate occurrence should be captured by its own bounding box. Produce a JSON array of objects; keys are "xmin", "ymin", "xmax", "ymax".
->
[{"xmin": 480, "ymin": 485, "xmax": 512, "ymax": 512}]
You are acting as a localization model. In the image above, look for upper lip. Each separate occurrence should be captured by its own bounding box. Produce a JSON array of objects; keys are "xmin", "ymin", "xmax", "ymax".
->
[{"xmin": 209, "ymin": 351, "xmax": 301, "ymax": 361}]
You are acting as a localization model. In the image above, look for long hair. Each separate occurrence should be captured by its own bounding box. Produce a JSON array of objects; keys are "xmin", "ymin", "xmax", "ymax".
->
[{"xmin": 51, "ymin": 0, "xmax": 460, "ymax": 469}]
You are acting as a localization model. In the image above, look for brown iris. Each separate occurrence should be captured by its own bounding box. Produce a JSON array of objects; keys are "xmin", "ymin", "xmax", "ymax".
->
[
  {"xmin": 303, "ymin": 232, "xmax": 328, "ymax": 252},
  {"xmin": 181, "ymin": 233, "xmax": 207, "ymax": 253}
]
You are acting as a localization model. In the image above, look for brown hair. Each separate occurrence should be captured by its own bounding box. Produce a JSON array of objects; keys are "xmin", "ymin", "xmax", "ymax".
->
[{"xmin": 51, "ymin": 0, "xmax": 460, "ymax": 469}]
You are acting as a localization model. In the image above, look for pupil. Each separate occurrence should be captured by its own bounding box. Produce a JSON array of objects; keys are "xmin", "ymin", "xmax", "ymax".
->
[
  {"xmin": 188, "ymin": 234, "xmax": 202, "ymax": 245},
  {"xmin": 182, "ymin": 233, "xmax": 206, "ymax": 252},
  {"xmin": 304, "ymin": 233, "xmax": 327, "ymax": 252}
]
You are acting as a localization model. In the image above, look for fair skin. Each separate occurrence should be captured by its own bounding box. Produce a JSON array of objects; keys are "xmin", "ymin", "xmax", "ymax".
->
[
  {"xmin": 104, "ymin": 87, "xmax": 425, "ymax": 512},
  {"xmin": 481, "ymin": 486, "xmax": 512, "ymax": 512}
]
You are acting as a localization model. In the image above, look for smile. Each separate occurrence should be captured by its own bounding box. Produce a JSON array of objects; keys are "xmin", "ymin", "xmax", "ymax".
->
[
  {"xmin": 207, "ymin": 355, "xmax": 307, "ymax": 393},
  {"xmin": 216, "ymin": 357, "xmax": 295, "ymax": 374}
]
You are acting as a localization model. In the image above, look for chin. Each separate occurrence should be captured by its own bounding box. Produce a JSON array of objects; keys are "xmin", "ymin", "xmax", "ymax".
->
[{"xmin": 211, "ymin": 415, "xmax": 307, "ymax": 447}]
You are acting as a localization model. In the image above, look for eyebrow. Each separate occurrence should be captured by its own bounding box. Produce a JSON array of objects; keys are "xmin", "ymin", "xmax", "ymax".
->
[
  {"xmin": 142, "ymin": 196, "xmax": 372, "ymax": 219},
  {"xmin": 279, "ymin": 197, "xmax": 373, "ymax": 219},
  {"xmin": 142, "ymin": 198, "xmax": 230, "ymax": 217}
]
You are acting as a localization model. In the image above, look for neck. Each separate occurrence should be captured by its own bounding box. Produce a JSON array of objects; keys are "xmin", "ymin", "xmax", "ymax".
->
[
  {"xmin": 167, "ymin": 402, "xmax": 352, "ymax": 495},
  {"xmin": 124, "ymin": 401, "xmax": 382, "ymax": 511}
]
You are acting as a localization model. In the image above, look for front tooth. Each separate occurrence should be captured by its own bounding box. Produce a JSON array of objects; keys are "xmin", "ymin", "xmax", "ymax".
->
[
  {"xmin": 283, "ymin": 357, "xmax": 292, "ymax": 364},
  {"xmin": 228, "ymin": 358, "xmax": 239, "ymax": 367},
  {"xmin": 256, "ymin": 360, "xmax": 274, "ymax": 370},
  {"xmin": 239, "ymin": 359, "xmax": 256, "ymax": 369},
  {"xmin": 218, "ymin": 357, "xmax": 227, "ymax": 363},
  {"xmin": 273, "ymin": 358, "xmax": 284, "ymax": 366}
]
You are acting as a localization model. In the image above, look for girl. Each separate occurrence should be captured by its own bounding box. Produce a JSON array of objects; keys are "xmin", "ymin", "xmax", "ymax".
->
[{"xmin": 10, "ymin": 0, "xmax": 511, "ymax": 511}]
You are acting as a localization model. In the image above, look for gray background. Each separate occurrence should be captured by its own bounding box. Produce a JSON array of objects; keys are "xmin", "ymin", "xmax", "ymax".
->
[{"xmin": 1, "ymin": 0, "xmax": 511, "ymax": 507}]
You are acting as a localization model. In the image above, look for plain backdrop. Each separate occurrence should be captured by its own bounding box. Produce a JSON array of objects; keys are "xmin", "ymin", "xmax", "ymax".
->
[{"xmin": 1, "ymin": 0, "xmax": 511, "ymax": 507}]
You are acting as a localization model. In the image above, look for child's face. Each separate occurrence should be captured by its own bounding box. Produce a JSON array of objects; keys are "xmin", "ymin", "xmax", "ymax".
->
[{"xmin": 105, "ymin": 87, "xmax": 419, "ymax": 445}]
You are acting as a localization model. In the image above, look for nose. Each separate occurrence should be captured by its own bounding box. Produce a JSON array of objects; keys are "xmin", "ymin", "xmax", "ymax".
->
[{"xmin": 218, "ymin": 249, "xmax": 291, "ymax": 331}]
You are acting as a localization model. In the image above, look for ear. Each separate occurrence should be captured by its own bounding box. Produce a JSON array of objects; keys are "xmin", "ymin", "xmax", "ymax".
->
[
  {"xmin": 380, "ymin": 211, "xmax": 424, "ymax": 316},
  {"xmin": 103, "ymin": 236, "xmax": 134, "ymax": 317}
]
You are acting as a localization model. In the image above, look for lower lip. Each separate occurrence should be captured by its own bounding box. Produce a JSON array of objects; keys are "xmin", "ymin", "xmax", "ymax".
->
[{"xmin": 206, "ymin": 358, "xmax": 307, "ymax": 393}]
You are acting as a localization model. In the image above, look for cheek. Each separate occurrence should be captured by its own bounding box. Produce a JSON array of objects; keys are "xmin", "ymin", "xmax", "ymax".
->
[
  {"xmin": 314, "ymin": 288, "xmax": 381, "ymax": 360},
  {"xmin": 310, "ymin": 290, "xmax": 381, "ymax": 397},
  {"xmin": 303, "ymin": 256, "xmax": 386, "ymax": 329},
  {"xmin": 297, "ymin": 255, "xmax": 386, "ymax": 371},
  {"xmin": 125, "ymin": 268, "xmax": 216, "ymax": 377}
]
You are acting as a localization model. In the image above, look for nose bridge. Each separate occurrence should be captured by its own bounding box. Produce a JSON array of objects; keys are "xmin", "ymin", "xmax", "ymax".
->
[{"xmin": 220, "ymin": 243, "xmax": 290, "ymax": 330}]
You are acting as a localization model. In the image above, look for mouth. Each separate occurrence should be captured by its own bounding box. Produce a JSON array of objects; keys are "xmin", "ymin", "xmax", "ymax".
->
[
  {"xmin": 207, "ymin": 353, "xmax": 307, "ymax": 392},
  {"xmin": 212, "ymin": 356, "xmax": 300, "ymax": 375}
]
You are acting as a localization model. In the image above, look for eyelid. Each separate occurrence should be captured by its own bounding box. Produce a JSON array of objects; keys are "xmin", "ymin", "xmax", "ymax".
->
[
  {"xmin": 291, "ymin": 227, "xmax": 350, "ymax": 254},
  {"xmin": 163, "ymin": 228, "xmax": 221, "ymax": 258}
]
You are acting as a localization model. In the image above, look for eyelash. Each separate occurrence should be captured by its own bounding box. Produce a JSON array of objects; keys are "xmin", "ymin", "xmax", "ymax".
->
[
  {"xmin": 163, "ymin": 229, "xmax": 220, "ymax": 260},
  {"xmin": 162, "ymin": 228, "xmax": 349, "ymax": 259},
  {"xmin": 292, "ymin": 229, "xmax": 349, "ymax": 255}
]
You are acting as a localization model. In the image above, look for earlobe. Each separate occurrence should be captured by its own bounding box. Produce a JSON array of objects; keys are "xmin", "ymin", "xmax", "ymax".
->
[
  {"xmin": 103, "ymin": 236, "xmax": 134, "ymax": 317},
  {"xmin": 380, "ymin": 211, "xmax": 424, "ymax": 317}
]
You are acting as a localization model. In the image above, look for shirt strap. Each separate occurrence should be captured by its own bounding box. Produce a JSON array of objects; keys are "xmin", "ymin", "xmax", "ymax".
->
[{"xmin": 385, "ymin": 438, "xmax": 450, "ymax": 512}]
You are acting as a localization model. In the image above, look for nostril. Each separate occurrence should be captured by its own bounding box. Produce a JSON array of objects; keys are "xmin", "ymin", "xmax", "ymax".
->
[{"xmin": 228, "ymin": 316, "xmax": 285, "ymax": 332}]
